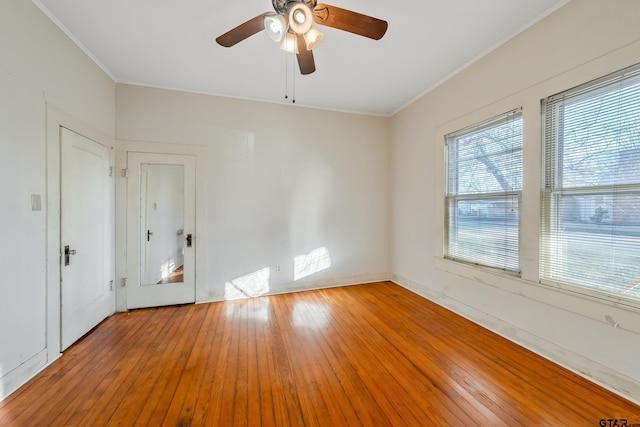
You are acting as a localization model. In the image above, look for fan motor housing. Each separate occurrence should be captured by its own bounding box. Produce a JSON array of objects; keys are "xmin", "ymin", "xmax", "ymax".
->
[{"xmin": 272, "ymin": 0, "xmax": 316, "ymax": 14}]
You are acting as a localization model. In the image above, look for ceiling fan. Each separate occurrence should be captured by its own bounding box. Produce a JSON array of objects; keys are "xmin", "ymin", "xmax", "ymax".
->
[{"xmin": 215, "ymin": 0, "xmax": 388, "ymax": 75}]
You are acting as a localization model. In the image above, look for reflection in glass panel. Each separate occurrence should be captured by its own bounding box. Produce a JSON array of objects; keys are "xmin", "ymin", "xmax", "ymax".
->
[{"xmin": 140, "ymin": 164, "xmax": 185, "ymax": 286}]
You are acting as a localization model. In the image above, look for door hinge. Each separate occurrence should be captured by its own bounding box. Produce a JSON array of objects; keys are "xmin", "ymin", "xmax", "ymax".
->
[
  {"xmin": 121, "ymin": 277, "xmax": 128, "ymax": 287},
  {"xmin": 109, "ymin": 166, "xmax": 113, "ymax": 177},
  {"xmin": 121, "ymin": 168, "xmax": 128, "ymax": 178},
  {"xmin": 109, "ymin": 279, "xmax": 114, "ymax": 291}
]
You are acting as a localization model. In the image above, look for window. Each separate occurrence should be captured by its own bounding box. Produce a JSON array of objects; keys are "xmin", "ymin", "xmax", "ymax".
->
[
  {"xmin": 541, "ymin": 64, "xmax": 640, "ymax": 306},
  {"xmin": 445, "ymin": 109, "xmax": 523, "ymax": 274}
]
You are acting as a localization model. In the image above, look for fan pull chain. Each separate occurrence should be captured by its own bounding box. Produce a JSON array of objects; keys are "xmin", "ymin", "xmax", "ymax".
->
[
  {"xmin": 292, "ymin": 36, "xmax": 296, "ymax": 104},
  {"xmin": 282, "ymin": 42, "xmax": 296, "ymax": 104},
  {"xmin": 284, "ymin": 48, "xmax": 288, "ymax": 101},
  {"xmin": 292, "ymin": 60, "xmax": 296, "ymax": 104},
  {"xmin": 283, "ymin": 48, "xmax": 296, "ymax": 103}
]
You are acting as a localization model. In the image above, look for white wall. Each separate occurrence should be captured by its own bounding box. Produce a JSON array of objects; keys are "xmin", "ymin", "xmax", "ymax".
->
[
  {"xmin": 115, "ymin": 85, "xmax": 390, "ymax": 305},
  {"xmin": 0, "ymin": 0, "xmax": 115, "ymax": 399},
  {"xmin": 390, "ymin": 0, "xmax": 640, "ymax": 403},
  {"xmin": 4, "ymin": 0, "xmax": 639, "ymax": 407}
]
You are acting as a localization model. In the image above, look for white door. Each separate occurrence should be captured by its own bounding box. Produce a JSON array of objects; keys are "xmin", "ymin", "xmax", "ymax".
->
[
  {"xmin": 126, "ymin": 152, "xmax": 196, "ymax": 309},
  {"xmin": 60, "ymin": 128, "xmax": 113, "ymax": 350}
]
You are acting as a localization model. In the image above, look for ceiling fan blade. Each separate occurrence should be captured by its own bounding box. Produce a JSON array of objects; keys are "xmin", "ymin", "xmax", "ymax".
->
[
  {"xmin": 216, "ymin": 12, "xmax": 276, "ymax": 47},
  {"xmin": 296, "ymin": 34, "xmax": 316, "ymax": 75},
  {"xmin": 313, "ymin": 4, "xmax": 387, "ymax": 40}
]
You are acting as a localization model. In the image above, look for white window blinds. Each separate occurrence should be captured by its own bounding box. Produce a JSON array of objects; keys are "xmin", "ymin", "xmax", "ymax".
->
[
  {"xmin": 445, "ymin": 109, "xmax": 522, "ymax": 274},
  {"xmin": 541, "ymin": 64, "xmax": 640, "ymax": 306}
]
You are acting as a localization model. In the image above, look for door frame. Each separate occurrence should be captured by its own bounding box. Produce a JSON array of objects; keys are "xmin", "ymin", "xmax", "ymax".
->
[
  {"xmin": 114, "ymin": 140, "xmax": 207, "ymax": 311},
  {"xmin": 46, "ymin": 104, "xmax": 115, "ymax": 357}
]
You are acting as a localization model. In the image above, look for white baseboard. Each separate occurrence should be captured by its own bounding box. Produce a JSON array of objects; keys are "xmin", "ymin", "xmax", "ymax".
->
[
  {"xmin": 266, "ymin": 272, "xmax": 392, "ymax": 296},
  {"xmin": 391, "ymin": 273, "xmax": 640, "ymax": 406},
  {"xmin": 197, "ymin": 272, "xmax": 393, "ymax": 303},
  {"xmin": 0, "ymin": 349, "xmax": 59, "ymax": 402}
]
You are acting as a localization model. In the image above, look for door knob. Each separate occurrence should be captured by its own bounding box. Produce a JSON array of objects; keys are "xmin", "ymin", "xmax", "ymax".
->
[{"xmin": 64, "ymin": 245, "xmax": 77, "ymax": 266}]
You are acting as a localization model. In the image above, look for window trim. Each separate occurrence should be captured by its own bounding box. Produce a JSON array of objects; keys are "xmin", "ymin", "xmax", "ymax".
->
[
  {"xmin": 444, "ymin": 108, "xmax": 523, "ymax": 276},
  {"xmin": 540, "ymin": 62, "xmax": 640, "ymax": 310}
]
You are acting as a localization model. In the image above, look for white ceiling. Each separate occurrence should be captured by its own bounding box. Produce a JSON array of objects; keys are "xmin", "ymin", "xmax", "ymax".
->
[{"xmin": 34, "ymin": 0, "xmax": 568, "ymax": 116}]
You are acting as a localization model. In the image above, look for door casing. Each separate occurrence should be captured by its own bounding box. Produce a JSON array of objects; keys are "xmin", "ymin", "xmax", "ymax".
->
[{"xmin": 46, "ymin": 105, "xmax": 115, "ymax": 359}]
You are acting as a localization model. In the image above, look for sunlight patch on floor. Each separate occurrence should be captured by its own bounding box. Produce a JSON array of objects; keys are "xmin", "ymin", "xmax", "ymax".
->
[{"xmin": 292, "ymin": 301, "xmax": 332, "ymax": 329}]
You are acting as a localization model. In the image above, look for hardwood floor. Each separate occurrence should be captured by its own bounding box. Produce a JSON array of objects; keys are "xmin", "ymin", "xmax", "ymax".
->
[{"xmin": 1, "ymin": 282, "xmax": 638, "ymax": 426}]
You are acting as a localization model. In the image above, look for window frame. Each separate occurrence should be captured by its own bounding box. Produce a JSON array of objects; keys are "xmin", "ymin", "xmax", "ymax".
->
[
  {"xmin": 540, "ymin": 62, "xmax": 640, "ymax": 309},
  {"xmin": 444, "ymin": 108, "xmax": 523, "ymax": 276}
]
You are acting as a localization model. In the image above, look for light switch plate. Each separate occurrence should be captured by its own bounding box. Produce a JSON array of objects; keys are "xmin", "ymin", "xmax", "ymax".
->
[{"xmin": 31, "ymin": 194, "xmax": 42, "ymax": 211}]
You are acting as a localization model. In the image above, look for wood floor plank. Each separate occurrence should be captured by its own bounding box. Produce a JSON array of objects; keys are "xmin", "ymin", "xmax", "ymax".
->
[
  {"xmin": 379, "ymin": 284, "xmax": 619, "ymax": 424},
  {"xmin": 217, "ymin": 300, "xmax": 244, "ymax": 425},
  {"xmin": 57, "ymin": 310, "xmax": 175, "ymax": 426},
  {"xmin": 276, "ymin": 293, "xmax": 329, "ymax": 426},
  {"xmin": 354, "ymin": 283, "xmax": 634, "ymax": 425},
  {"xmin": 261, "ymin": 295, "xmax": 307, "ymax": 426},
  {"xmin": 0, "ymin": 315, "xmax": 118, "ymax": 423},
  {"xmin": 291, "ymin": 292, "xmax": 363, "ymax": 426},
  {"xmin": 247, "ymin": 298, "xmax": 276, "ymax": 427},
  {"xmin": 339, "ymin": 284, "xmax": 536, "ymax": 425},
  {"xmin": 345, "ymin": 285, "xmax": 530, "ymax": 420},
  {"xmin": 1, "ymin": 282, "xmax": 638, "ymax": 426},
  {"xmin": 359, "ymin": 284, "xmax": 587, "ymax": 424},
  {"xmin": 300, "ymin": 308, "xmax": 395, "ymax": 427},
  {"xmin": 101, "ymin": 305, "xmax": 197, "ymax": 426},
  {"xmin": 161, "ymin": 303, "xmax": 221, "ymax": 425},
  {"xmin": 129, "ymin": 304, "xmax": 207, "ymax": 426},
  {"xmin": 188, "ymin": 300, "xmax": 234, "ymax": 426},
  {"xmin": 255, "ymin": 297, "xmax": 294, "ymax": 426},
  {"xmin": 320, "ymin": 287, "xmax": 477, "ymax": 426},
  {"xmin": 0, "ymin": 307, "xmax": 165, "ymax": 426}
]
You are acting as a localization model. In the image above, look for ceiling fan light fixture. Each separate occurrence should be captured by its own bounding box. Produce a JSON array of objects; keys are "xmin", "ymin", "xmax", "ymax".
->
[
  {"xmin": 264, "ymin": 15, "xmax": 287, "ymax": 42},
  {"xmin": 294, "ymin": 10, "xmax": 305, "ymax": 24},
  {"xmin": 288, "ymin": 3, "xmax": 312, "ymax": 34},
  {"xmin": 303, "ymin": 26, "xmax": 323, "ymax": 50},
  {"xmin": 279, "ymin": 32, "xmax": 299, "ymax": 54}
]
